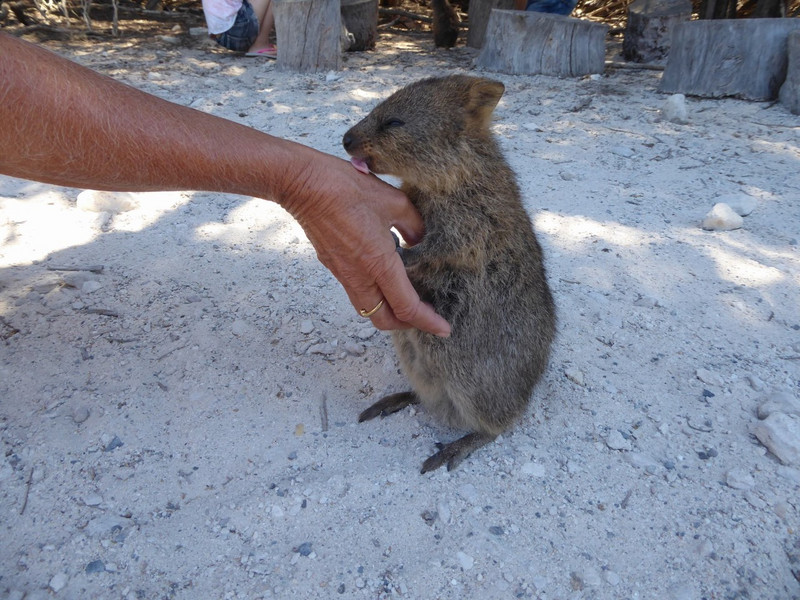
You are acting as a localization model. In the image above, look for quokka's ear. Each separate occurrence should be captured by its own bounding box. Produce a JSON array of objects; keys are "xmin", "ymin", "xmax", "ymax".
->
[{"xmin": 465, "ymin": 78, "xmax": 505, "ymax": 128}]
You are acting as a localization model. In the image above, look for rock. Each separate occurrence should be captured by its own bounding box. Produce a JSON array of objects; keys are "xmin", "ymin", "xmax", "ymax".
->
[
  {"xmin": 757, "ymin": 391, "xmax": 800, "ymax": 419},
  {"xmin": 754, "ymin": 413, "xmax": 800, "ymax": 465},
  {"xmin": 457, "ymin": 483, "xmax": 479, "ymax": 504},
  {"xmin": 714, "ymin": 193, "xmax": 757, "ymax": 216},
  {"xmin": 85, "ymin": 560, "xmax": 106, "ymax": 574},
  {"xmin": 189, "ymin": 26, "xmax": 208, "ymax": 36},
  {"xmin": 437, "ymin": 501, "xmax": 451, "ymax": 524},
  {"xmin": 725, "ymin": 468, "xmax": 754, "ymax": 490},
  {"xmin": 83, "ymin": 493, "xmax": 103, "ymax": 507},
  {"xmin": 231, "ymin": 320, "xmax": 249, "ymax": 337},
  {"xmin": 701, "ymin": 203, "xmax": 743, "ymax": 231},
  {"xmin": 695, "ymin": 368, "xmax": 724, "ymax": 387},
  {"xmin": 456, "ymin": 551, "xmax": 474, "ymax": 570},
  {"xmin": 103, "ymin": 435, "xmax": 123, "ymax": 452},
  {"xmin": 661, "ymin": 94, "xmax": 688, "ymax": 124},
  {"xmin": 746, "ymin": 374, "xmax": 766, "ymax": 392},
  {"xmin": 76, "ymin": 190, "xmax": 138, "ymax": 214},
  {"xmin": 49, "ymin": 572, "xmax": 68, "ymax": 592},
  {"xmin": 72, "ymin": 406, "xmax": 90, "ymax": 424},
  {"xmin": 565, "ymin": 368, "xmax": 585, "ymax": 387},
  {"xmin": 606, "ymin": 430, "xmax": 632, "ymax": 451},
  {"xmin": 343, "ymin": 341, "xmax": 365, "ymax": 356},
  {"xmin": 296, "ymin": 542, "xmax": 313, "ymax": 556},
  {"xmin": 309, "ymin": 343, "xmax": 336, "ymax": 356},
  {"xmin": 299, "ymin": 320, "xmax": 314, "ymax": 334},
  {"xmin": 521, "ymin": 462, "xmax": 546, "ymax": 477},
  {"xmin": 356, "ymin": 327, "xmax": 376, "ymax": 340}
]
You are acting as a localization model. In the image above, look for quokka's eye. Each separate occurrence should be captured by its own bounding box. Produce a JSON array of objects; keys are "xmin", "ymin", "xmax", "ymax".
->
[{"xmin": 384, "ymin": 118, "xmax": 405, "ymax": 129}]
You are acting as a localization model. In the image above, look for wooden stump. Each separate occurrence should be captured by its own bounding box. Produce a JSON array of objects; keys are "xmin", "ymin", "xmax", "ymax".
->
[
  {"xmin": 476, "ymin": 10, "xmax": 608, "ymax": 77},
  {"xmin": 779, "ymin": 30, "xmax": 800, "ymax": 114},
  {"xmin": 341, "ymin": 0, "xmax": 377, "ymax": 51},
  {"xmin": 274, "ymin": 0, "xmax": 342, "ymax": 72},
  {"xmin": 622, "ymin": 0, "xmax": 691, "ymax": 64},
  {"xmin": 660, "ymin": 19, "xmax": 800, "ymax": 100},
  {"xmin": 466, "ymin": 0, "xmax": 514, "ymax": 49}
]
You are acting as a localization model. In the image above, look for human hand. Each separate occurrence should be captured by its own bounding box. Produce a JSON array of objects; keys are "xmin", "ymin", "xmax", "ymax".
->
[{"xmin": 281, "ymin": 150, "xmax": 451, "ymax": 337}]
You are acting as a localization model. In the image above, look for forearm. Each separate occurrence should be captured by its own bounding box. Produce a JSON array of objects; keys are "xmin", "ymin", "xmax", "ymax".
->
[{"xmin": 0, "ymin": 32, "xmax": 311, "ymax": 208}]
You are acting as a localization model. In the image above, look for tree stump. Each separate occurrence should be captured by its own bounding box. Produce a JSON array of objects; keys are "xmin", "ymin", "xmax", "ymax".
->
[
  {"xmin": 622, "ymin": 0, "xmax": 691, "ymax": 64},
  {"xmin": 466, "ymin": 0, "xmax": 514, "ymax": 49},
  {"xmin": 274, "ymin": 0, "xmax": 342, "ymax": 72},
  {"xmin": 779, "ymin": 30, "xmax": 800, "ymax": 114},
  {"xmin": 660, "ymin": 19, "xmax": 800, "ymax": 100},
  {"xmin": 341, "ymin": 0, "xmax": 377, "ymax": 51},
  {"xmin": 476, "ymin": 10, "xmax": 608, "ymax": 77}
]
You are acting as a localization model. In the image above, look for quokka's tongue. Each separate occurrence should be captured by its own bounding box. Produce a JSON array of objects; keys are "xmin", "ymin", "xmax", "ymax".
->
[{"xmin": 350, "ymin": 157, "xmax": 370, "ymax": 175}]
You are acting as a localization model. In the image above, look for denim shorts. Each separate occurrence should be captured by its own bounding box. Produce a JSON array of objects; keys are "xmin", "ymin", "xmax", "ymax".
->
[{"xmin": 214, "ymin": 0, "xmax": 258, "ymax": 52}]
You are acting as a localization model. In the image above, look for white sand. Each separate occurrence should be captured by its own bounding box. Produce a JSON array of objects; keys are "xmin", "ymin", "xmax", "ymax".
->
[{"xmin": 1, "ymin": 28, "xmax": 799, "ymax": 599}]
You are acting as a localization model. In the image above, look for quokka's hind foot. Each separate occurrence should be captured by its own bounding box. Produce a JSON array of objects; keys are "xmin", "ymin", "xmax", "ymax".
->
[
  {"xmin": 358, "ymin": 391, "xmax": 419, "ymax": 422},
  {"xmin": 421, "ymin": 431, "xmax": 497, "ymax": 474}
]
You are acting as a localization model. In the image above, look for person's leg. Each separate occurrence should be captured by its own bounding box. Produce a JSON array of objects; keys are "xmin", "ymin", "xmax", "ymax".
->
[{"xmin": 247, "ymin": 0, "xmax": 275, "ymax": 53}]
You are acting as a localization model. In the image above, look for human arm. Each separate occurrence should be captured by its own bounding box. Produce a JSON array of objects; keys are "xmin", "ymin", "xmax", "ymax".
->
[{"xmin": 0, "ymin": 33, "xmax": 450, "ymax": 336}]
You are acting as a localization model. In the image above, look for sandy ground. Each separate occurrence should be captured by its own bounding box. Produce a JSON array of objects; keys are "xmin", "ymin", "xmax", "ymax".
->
[{"xmin": 1, "ymin": 23, "xmax": 800, "ymax": 600}]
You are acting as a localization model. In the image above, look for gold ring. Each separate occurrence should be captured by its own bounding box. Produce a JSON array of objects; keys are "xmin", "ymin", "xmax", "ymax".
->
[{"xmin": 359, "ymin": 299, "xmax": 385, "ymax": 318}]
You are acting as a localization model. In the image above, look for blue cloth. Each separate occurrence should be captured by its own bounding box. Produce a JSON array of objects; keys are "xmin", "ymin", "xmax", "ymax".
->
[
  {"xmin": 214, "ymin": 0, "xmax": 258, "ymax": 52},
  {"xmin": 525, "ymin": 0, "xmax": 577, "ymax": 15}
]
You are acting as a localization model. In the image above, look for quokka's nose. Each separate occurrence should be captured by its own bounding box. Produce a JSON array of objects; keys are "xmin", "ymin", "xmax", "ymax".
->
[{"xmin": 342, "ymin": 132, "xmax": 354, "ymax": 151}]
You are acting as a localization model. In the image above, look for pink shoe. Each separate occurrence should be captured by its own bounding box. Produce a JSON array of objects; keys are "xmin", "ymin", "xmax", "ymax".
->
[{"xmin": 245, "ymin": 45, "xmax": 277, "ymax": 59}]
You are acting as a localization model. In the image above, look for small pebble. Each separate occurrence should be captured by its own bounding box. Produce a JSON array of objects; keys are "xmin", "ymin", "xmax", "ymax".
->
[
  {"xmin": 296, "ymin": 542, "xmax": 313, "ymax": 556},
  {"xmin": 85, "ymin": 560, "xmax": 105, "ymax": 574},
  {"xmin": 437, "ymin": 501, "xmax": 451, "ymax": 524},
  {"xmin": 606, "ymin": 430, "xmax": 631, "ymax": 451},
  {"xmin": 299, "ymin": 320, "xmax": 314, "ymax": 335},
  {"xmin": 309, "ymin": 343, "xmax": 336, "ymax": 356},
  {"xmin": 564, "ymin": 368, "xmax": 585, "ymax": 387},
  {"xmin": 457, "ymin": 483, "xmax": 478, "ymax": 504},
  {"xmin": 72, "ymin": 406, "xmax": 90, "ymax": 424},
  {"xmin": 84, "ymin": 493, "xmax": 103, "ymax": 507},
  {"xmin": 725, "ymin": 468, "xmax": 755, "ymax": 490},
  {"xmin": 343, "ymin": 341, "xmax": 365, "ymax": 356},
  {"xmin": 701, "ymin": 203, "xmax": 743, "ymax": 231},
  {"xmin": 754, "ymin": 413, "xmax": 800, "ymax": 465},
  {"xmin": 103, "ymin": 435, "xmax": 123, "ymax": 452},
  {"xmin": 611, "ymin": 146, "xmax": 635, "ymax": 158},
  {"xmin": 456, "ymin": 551, "xmax": 474, "ymax": 570},
  {"xmin": 695, "ymin": 368, "xmax": 724, "ymax": 387},
  {"xmin": 77, "ymin": 190, "xmax": 138, "ymax": 213},
  {"xmin": 231, "ymin": 320, "xmax": 249, "ymax": 337},
  {"xmin": 521, "ymin": 462, "xmax": 546, "ymax": 477},
  {"xmin": 661, "ymin": 94, "xmax": 689, "ymax": 124},
  {"xmin": 49, "ymin": 573, "xmax": 68, "ymax": 593},
  {"xmin": 356, "ymin": 327, "xmax": 376, "ymax": 340},
  {"xmin": 488, "ymin": 525, "xmax": 504, "ymax": 536}
]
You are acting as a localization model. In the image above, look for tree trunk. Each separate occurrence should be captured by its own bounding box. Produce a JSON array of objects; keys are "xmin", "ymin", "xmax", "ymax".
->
[
  {"xmin": 274, "ymin": 0, "xmax": 342, "ymax": 72},
  {"xmin": 779, "ymin": 30, "xmax": 800, "ymax": 113},
  {"xmin": 623, "ymin": 0, "xmax": 691, "ymax": 64},
  {"xmin": 660, "ymin": 19, "xmax": 800, "ymax": 100},
  {"xmin": 476, "ymin": 10, "xmax": 608, "ymax": 76},
  {"xmin": 466, "ymin": 0, "xmax": 514, "ymax": 48}
]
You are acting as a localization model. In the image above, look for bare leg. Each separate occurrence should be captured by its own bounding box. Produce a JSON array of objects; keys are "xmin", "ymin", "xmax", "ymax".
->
[
  {"xmin": 247, "ymin": 0, "xmax": 275, "ymax": 53},
  {"xmin": 421, "ymin": 431, "xmax": 496, "ymax": 474},
  {"xmin": 358, "ymin": 391, "xmax": 419, "ymax": 422}
]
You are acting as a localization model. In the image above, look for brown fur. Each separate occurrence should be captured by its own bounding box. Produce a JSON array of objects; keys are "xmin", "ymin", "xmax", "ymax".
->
[{"xmin": 343, "ymin": 75, "xmax": 556, "ymax": 473}]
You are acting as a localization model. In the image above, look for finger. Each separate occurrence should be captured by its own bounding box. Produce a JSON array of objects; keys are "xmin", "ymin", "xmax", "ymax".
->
[{"xmin": 372, "ymin": 252, "xmax": 451, "ymax": 337}]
